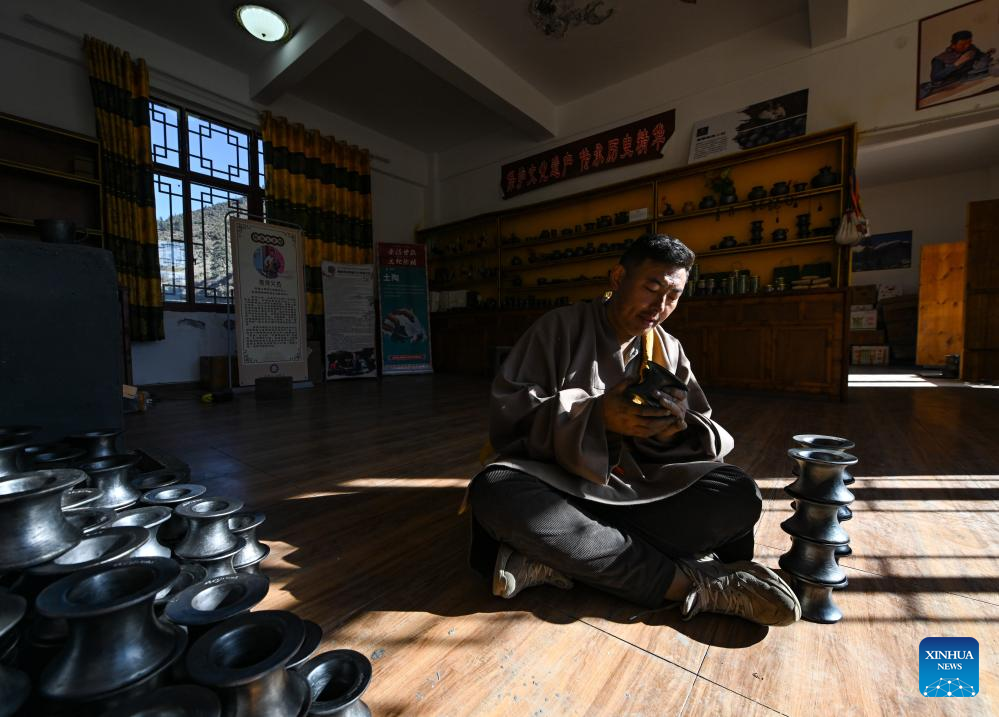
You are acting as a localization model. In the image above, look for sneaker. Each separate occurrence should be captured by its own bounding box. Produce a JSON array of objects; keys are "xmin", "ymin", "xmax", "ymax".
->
[
  {"xmin": 492, "ymin": 544, "xmax": 574, "ymax": 599},
  {"xmin": 676, "ymin": 558, "xmax": 801, "ymax": 626}
]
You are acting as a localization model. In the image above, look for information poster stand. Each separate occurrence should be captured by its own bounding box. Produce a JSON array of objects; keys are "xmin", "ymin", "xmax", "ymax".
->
[
  {"xmin": 321, "ymin": 261, "xmax": 377, "ymax": 380},
  {"xmin": 377, "ymin": 242, "xmax": 433, "ymax": 375}
]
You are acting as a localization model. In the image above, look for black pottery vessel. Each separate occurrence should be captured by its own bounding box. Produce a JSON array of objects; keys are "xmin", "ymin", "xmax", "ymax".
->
[
  {"xmin": 298, "ymin": 649, "xmax": 373, "ymax": 717},
  {"xmin": 111, "ymin": 507, "xmax": 173, "ymax": 558},
  {"xmin": 70, "ymin": 429, "xmax": 122, "ymax": 461},
  {"xmin": 189, "ymin": 539, "xmax": 246, "ymax": 579},
  {"xmin": 187, "ymin": 610, "xmax": 311, "ymax": 717},
  {"xmin": 0, "ymin": 440, "xmax": 28, "ymax": 478},
  {"xmin": 0, "ymin": 593, "xmax": 30, "ymax": 717},
  {"xmin": 99, "ymin": 684, "xmax": 221, "ymax": 717},
  {"xmin": 141, "ymin": 483, "xmax": 208, "ymax": 544},
  {"xmin": 0, "ymin": 469, "xmax": 86, "ymax": 570},
  {"xmin": 164, "ymin": 573, "xmax": 269, "ymax": 641},
  {"xmin": 64, "ymin": 506, "xmax": 118, "ymax": 535},
  {"xmin": 61, "ymin": 487, "xmax": 104, "ymax": 511},
  {"xmin": 25, "ymin": 443, "xmax": 88, "ymax": 470},
  {"xmin": 229, "ymin": 512, "xmax": 268, "ymax": 568},
  {"xmin": 287, "ymin": 620, "xmax": 324, "ymax": 670},
  {"xmin": 35, "ymin": 557, "xmax": 186, "ymax": 703},
  {"xmin": 174, "ymin": 496, "xmax": 243, "ymax": 560},
  {"xmin": 80, "ymin": 454, "xmax": 143, "ymax": 511}
]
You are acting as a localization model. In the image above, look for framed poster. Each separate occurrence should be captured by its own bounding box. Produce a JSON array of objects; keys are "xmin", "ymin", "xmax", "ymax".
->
[
  {"xmin": 917, "ymin": 0, "xmax": 999, "ymax": 110},
  {"xmin": 851, "ymin": 230, "xmax": 913, "ymax": 273},
  {"xmin": 230, "ymin": 218, "xmax": 308, "ymax": 385},
  {"xmin": 321, "ymin": 261, "xmax": 377, "ymax": 380},
  {"xmin": 377, "ymin": 243, "xmax": 432, "ymax": 375},
  {"xmin": 688, "ymin": 89, "xmax": 808, "ymax": 162}
]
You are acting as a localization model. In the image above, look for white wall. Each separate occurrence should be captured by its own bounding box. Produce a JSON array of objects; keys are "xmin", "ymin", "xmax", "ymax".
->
[
  {"xmin": 0, "ymin": 0, "xmax": 429, "ymax": 385},
  {"xmin": 430, "ymin": 0, "xmax": 999, "ymax": 224},
  {"xmin": 854, "ymin": 167, "xmax": 999, "ymax": 294}
]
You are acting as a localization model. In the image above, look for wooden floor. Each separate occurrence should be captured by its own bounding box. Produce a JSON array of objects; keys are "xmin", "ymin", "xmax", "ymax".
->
[{"xmin": 126, "ymin": 374, "xmax": 999, "ymax": 716}]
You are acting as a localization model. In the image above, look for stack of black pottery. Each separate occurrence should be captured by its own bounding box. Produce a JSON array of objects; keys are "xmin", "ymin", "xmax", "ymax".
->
[
  {"xmin": 0, "ymin": 425, "xmax": 372, "ymax": 717},
  {"xmin": 778, "ymin": 434, "xmax": 858, "ymax": 624}
]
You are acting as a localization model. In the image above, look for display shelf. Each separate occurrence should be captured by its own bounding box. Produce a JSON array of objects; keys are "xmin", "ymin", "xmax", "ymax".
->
[
  {"xmin": 504, "ymin": 219, "xmax": 654, "ymax": 251},
  {"xmin": 429, "ymin": 277, "xmax": 500, "ymax": 290},
  {"xmin": 0, "ymin": 158, "xmax": 102, "ymax": 186},
  {"xmin": 505, "ymin": 249, "xmax": 625, "ymax": 272},
  {"xmin": 699, "ymin": 237, "xmax": 836, "ymax": 258},
  {"xmin": 506, "ymin": 277, "xmax": 608, "ymax": 293},
  {"xmin": 428, "ymin": 245, "xmax": 499, "ymax": 261},
  {"xmin": 657, "ymin": 186, "xmax": 842, "ymax": 223}
]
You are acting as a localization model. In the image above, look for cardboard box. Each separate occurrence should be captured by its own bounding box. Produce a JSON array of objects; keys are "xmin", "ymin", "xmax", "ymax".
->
[
  {"xmin": 851, "ymin": 345, "xmax": 889, "ymax": 366},
  {"xmin": 849, "ymin": 284, "xmax": 878, "ymax": 307},
  {"xmin": 848, "ymin": 329, "xmax": 886, "ymax": 346},
  {"xmin": 880, "ymin": 295, "xmax": 918, "ymax": 322},
  {"xmin": 849, "ymin": 309, "xmax": 878, "ymax": 330}
]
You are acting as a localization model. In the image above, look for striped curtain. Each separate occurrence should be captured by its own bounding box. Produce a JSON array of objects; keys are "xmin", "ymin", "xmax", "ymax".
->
[
  {"xmin": 83, "ymin": 36, "xmax": 164, "ymax": 342},
  {"xmin": 260, "ymin": 112, "xmax": 373, "ymax": 340}
]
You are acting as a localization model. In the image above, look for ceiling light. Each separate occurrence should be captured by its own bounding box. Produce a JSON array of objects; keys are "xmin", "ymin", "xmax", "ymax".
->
[{"xmin": 235, "ymin": 5, "xmax": 290, "ymax": 42}]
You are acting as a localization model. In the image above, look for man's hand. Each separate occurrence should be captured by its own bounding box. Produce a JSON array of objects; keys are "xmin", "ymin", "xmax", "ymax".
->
[
  {"xmin": 652, "ymin": 387, "xmax": 688, "ymax": 442},
  {"xmin": 956, "ymin": 49, "xmax": 977, "ymax": 66},
  {"xmin": 600, "ymin": 378, "xmax": 685, "ymax": 439}
]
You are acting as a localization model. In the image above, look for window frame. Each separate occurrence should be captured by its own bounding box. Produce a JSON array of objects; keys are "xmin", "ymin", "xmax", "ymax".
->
[{"xmin": 150, "ymin": 99, "xmax": 265, "ymax": 313}]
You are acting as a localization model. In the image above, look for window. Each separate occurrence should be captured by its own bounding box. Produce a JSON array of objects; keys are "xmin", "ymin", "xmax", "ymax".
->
[{"xmin": 150, "ymin": 101, "xmax": 265, "ymax": 309}]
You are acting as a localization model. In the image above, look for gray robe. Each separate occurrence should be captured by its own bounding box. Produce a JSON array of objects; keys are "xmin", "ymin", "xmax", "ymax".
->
[{"xmin": 485, "ymin": 299, "xmax": 734, "ymax": 504}]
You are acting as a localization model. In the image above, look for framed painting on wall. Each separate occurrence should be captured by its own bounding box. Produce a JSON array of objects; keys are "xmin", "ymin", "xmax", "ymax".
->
[{"xmin": 917, "ymin": 0, "xmax": 999, "ymax": 110}]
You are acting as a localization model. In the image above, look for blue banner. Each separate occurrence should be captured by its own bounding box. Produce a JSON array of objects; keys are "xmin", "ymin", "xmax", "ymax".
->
[{"xmin": 377, "ymin": 242, "xmax": 432, "ymax": 375}]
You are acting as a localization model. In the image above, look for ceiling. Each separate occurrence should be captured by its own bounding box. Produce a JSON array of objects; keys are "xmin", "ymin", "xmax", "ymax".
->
[{"xmin": 77, "ymin": 0, "xmax": 820, "ymax": 152}]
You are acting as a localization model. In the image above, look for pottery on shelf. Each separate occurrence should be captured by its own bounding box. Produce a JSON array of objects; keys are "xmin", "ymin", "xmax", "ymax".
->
[
  {"xmin": 297, "ymin": 650, "xmax": 373, "ymax": 717},
  {"xmin": 0, "ymin": 469, "xmax": 86, "ymax": 571},
  {"xmin": 35, "ymin": 557, "xmax": 185, "ymax": 702},
  {"xmin": 111, "ymin": 506, "xmax": 173, "ymax": 559},
  {"xmin": 770, "ymin": 181, "xmax": 790, "ymax": 196},
  {"xmin": 141, "ymin": 483, "xmax": 208, "ymax": 545},
  {"xmin": 747, "ymin": 186, "xmax": 767, "ymax": 200},
  {"xmin": 771, "ymin": 228, "xmax": 788, "ymax": 242},
  {"xmin": 187, "ymin": 610, "xmax": 311, "ymax": 717},
  {"xmin": 719, "ymin": 193, "xmax": 738, "ymax": 205},
  {"xmin": 698, "ymin": 195, "xmax": 717, "ymax": 209},
  {"xmin": 811, "ymin": 166, "xmax": 840, "ymax": 187},
  {"xmin": 80, "ymin": 454, "xmax": 143, "ymax": 511},
  {"xmin": 793, "ymin": 182, "xmax": 808, "ymax": 192},
  {"xmin": 69, "ymin": 429, "xmax": 122, "ymax": 461}
]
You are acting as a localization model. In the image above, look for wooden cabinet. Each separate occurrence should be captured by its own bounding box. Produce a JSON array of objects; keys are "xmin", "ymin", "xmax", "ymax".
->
[
  {"xmin": 0, "ymin": 113, "xmax": 103, "ymax": 247},
  {"xmin": 964, "ymin": 199, "xmax": 999, "ymax": 382},
  {"xmin": 420, "ymin": 126, "xmax": 855, "ymax": 392}
]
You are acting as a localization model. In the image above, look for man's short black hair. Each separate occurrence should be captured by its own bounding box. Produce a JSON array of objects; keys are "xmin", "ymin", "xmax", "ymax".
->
[
  {"xmin": 952, "ymin": 30, "xmax": 973, "ymax": 44},
  {"xmin": 619, "ymin": 233, "xmax": 695, "ymax": 272}
]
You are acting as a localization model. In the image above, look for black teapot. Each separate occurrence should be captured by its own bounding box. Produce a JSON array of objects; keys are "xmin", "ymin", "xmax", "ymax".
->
[
  {"xmin": 719, "ymin": 235, "xmax": 738, "ymax": 249},
  {"xmin": 699, "ymin": 195, "xmax": 717, "ymax": 209},
  {"xmin": 614, "ymin": 211, "xmax": 629, "ymax": 225},
  {"xmin": 811, "ymin": 166, "xmax": 840, "ymax": 188},
  {"xmin": 772, "ymin": 228, "xmax": 788, "ymax": 242},
  {"xmin": 720, "ymin": 193, "xmax": 739, "ymax": 205},
  {"xmin": 770, "ymin": 181, "xmax": 790, "ymax": 196},
  {"xmin": 748, "ymin": 186, "xmax": 767, "ymax": 200},
  {"xmin": 662, "ymin": 203, "xmax": 675, "ymax": 216},
  {"xmin": 793, "ymin": 182, "xmax": 808, "ymax": 192}
]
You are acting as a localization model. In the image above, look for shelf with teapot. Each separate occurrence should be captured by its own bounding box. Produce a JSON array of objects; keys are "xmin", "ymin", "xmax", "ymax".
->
[
  {"xmin": 506, "ymin": 275, "xmax": 609, "ymax": 293},
  {"xmin": 499, "ymin": 217, "xmax": 652, "ymax": 253},
  {"xmin": 505, "ymin": 244, "xmax": 628, "ymax": 272},
  {"xmin": 658, "ymin": 185, "xmax": 842, "ymax": 224}
]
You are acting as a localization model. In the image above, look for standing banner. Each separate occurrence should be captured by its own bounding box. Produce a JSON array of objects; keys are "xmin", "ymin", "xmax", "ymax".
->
[
  {"xmin": 688, "ymin": 89, "xmax": 809, "ymax": 162},
  {"xmin": 321, "ymin": 261, "xmax": 377, "ymax": 380},
  {"xmin": 230, "ymin": 218, "xmax": 308, "ymax": 385},
  {"xmin": 377, "ymin": 243, "xmax": 432, "ymax": 375}
]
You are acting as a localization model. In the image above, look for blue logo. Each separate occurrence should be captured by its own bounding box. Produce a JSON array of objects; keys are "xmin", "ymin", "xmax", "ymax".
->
[{"xmin": 920, "ymin": 637, "xmax": 979, "ymax": 697}]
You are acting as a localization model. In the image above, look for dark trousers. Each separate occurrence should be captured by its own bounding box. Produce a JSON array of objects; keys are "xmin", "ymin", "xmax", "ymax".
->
[{"xmin": 468, "ymin": 464, "xmax": 763, "ymax": 608}]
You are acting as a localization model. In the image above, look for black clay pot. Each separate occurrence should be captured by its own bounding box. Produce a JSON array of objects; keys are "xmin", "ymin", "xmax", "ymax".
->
[
  {"xmin": 627, "ymin": 360, "xmax": 687, "ymax": 407},
  {"xmin": 132, "ymin": 472, "xmax": 182, "ymax": 493},
  {"xmin": 141, "ymin": 484, "xmax": 208, "ymax": 545},
  {"xmin": 298, "ymin": 650, "xmax": 373, "ymax": 717},
  {"xmin": 786, "ymin": 449, "xmax": 856, "ymax": 504},
  {"xmin": 25, "ymin": 443, "xmax": 88, "ymax": 470},
  {"xmin": 779, "ymin": 536, "xmax": 846, "ymax": 585},
  {"xmin": 111, "ymin": 507, "xmax": 172, "ymax": 559},
  {"xmin": 153, "ymin": 563, "xmax": 207, "ymax": 614},
  {"xmin": 187, "ymin": 610, "xmax": 311, "ymax": 717},
  {"xmin": 0, "ymin": 469, "xmax": 86, "ymax": 571},
  {"xmin": 780, "ymin": 492, "xmax": 850, "ymax": 545},
  {"xmin": 0, "ymin": 594, "xmax": 30, "ymax": 717},
  {"xmin": 64, "ymin": 507, "xmax": 118, "ymax": 535},
  {"xmin": 175, "ymin": 497, "xmax": 243, "ymax": 560},
  {"xmin": 771, "ymin": 228, "xmax": 788, "ymax": 242},
  {"xmin": 698, "ymin": 196, "xmax": 717, "ymax": 209},
  {"xmin": 0, "ymin": 426, "xmax": 40, "ymax": 442},
  {"xmin": 234, "ymin": 545, "xmax": 270, "ymax": 575},
  {"xmin": 187, "ymin": 539, "xmax": 246, "ymax": 580},
  {"xmin": 164, "ymin": 573, "xmax": 269, "ymax": 640},
  {"xmin": 811, "ymin": 166, "xmax": 839, "ymax": 188},
  {"xmin": 80, "ymin": 455, "xmax": 143, "ymax": 511},
  {"xmin": 70, "ymin": 429, "xmax": 122, "ymax": 461},
  {"xmin": 287, "ymin": 620, "xmax": 324, "ymax": 671},
  {"xmin": 0, "ymin": 440, "xmax": 28, "ymax": 478},
  {"xmin": 770, "ymin": 181, "xmax": 790, "ymax": 196},
  {"xmin": 36, "ymin": 558, "xmax": 185, "ymax": 702},
  {"xmin": 792, "ymin": 434, "xmax": 855, "ymax": 485},
  {"xmin": 747, "ymin": 186, "xmax": 767, "ymax": 200},
  {"xmin": 229, "ymin": 512, "xmax": 268, "ymax": 567},
  {"xmin": 789, "ymin": 573, "xmax": 848, "ymax": 624},
  {"xmin": 61, "ymin": 487, "xmax": 104, "ymax": 511},
  {"xmin": 99, "ymin": 684, "xmax": 221, "ymax": 717},
  {"xmin": 24, "ymin": 527, "xmax": 151, "ymax": 586}
]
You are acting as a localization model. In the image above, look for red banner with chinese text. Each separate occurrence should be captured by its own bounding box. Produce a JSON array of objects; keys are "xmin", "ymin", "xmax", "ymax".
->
[{"xmin": 500, "ymin": 110, "xmax": 675, "ymax": 199}]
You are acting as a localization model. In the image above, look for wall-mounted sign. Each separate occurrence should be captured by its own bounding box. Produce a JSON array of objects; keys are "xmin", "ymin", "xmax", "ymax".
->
[
  {"xmin": 230, "ymin": 217, "xmax": 308, "ymax": 385},
  {"xmin": 688, "ymin": 89, "xmax": 809, "ymax": 163},
  {"xmin": 501, "ymin": 110, "xmax": 675, "ymax": 199},
  {"xmin": 377, "ymin": 243, "xmax": 432, "ymax": 375},
  {"xmin": 321, "ymin": 261, "xmax": 377, "ymax": 380}
]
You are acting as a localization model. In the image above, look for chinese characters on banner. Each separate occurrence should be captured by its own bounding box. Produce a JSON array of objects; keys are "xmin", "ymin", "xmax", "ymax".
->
[
  {"xmin": 321, "ymin": 262, "xmax": 377, "ymax": 380},
  {"xmin": 377, "ymin": 243, "xmax": 433, "ymax": 375},
  {"xmin": 230, "ymin": 218, "xmax": 308, "ymax": 385},
  {"xmin": 501, "ymin": 110, "xmax": 675, "ymax": 199}
]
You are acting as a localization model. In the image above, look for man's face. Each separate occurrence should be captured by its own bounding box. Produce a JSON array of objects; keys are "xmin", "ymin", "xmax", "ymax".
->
[
  {"xmin": 607, "ymin": 259, "xmax": 688, "ymax": 340},
  {"xmin": 953, "ymin": 38, "xmax": 973, "ymax": 52}
]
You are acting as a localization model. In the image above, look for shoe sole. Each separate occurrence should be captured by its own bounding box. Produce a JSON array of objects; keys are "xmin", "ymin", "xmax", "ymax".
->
[{"xmin": 492, "ymin": 544, "xmax": 515, "ymax": 598}]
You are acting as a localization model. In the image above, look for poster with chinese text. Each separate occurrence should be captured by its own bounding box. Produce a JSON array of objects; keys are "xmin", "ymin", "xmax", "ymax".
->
[
  {"xmin": 377, "ymin": 243, "xmax": 432, "ymax": 375},
  {"xmin": 230, "ymin": 218, "xmax": 308, "ymax": 385},
  {"xmin": 321, "ymin": 261, "xmax": 377, "ymax": 380},
  {"xmin": 688, "ymin": 90, "xmax": 809, "ymax": 163}
]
